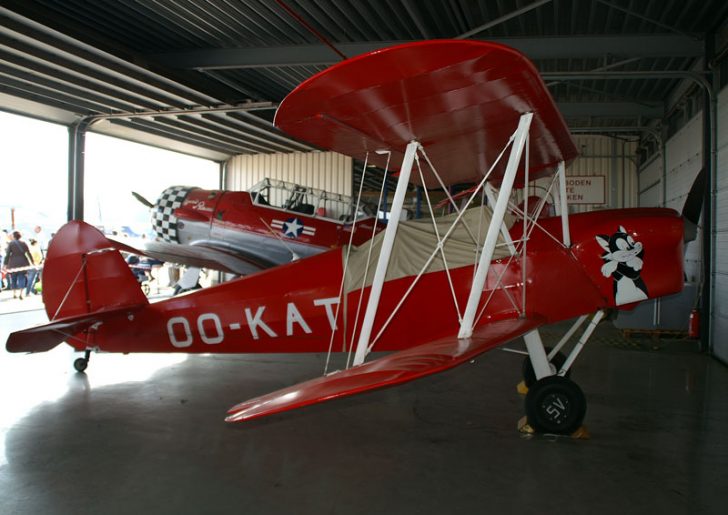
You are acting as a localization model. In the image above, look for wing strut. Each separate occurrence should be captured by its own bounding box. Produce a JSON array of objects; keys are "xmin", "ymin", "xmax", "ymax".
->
[
  {"xmin": 557, "ymin": 160, "xmax": 572, "ymax": 248},
  {"xmin": 459, "ymin": 112, "xmax": 533, "ymax": 339},
  {"xmin": 352, "ymin": 140, "xmax": 419, "ymax": 366},
  {"xmin": 484, "ymin": 182, "xmax": 517, "ymax": 255}
]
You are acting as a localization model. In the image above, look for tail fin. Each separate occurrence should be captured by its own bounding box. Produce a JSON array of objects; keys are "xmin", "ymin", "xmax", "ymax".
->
[{"xmin": 42, "ymin": 221, "xmax": 148, "ymax": 321}]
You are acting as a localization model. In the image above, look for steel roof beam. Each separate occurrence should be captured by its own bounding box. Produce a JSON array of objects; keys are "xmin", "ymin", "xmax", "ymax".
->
[
  {"xmin": 152, "ymin": 34, "xmax": 703, "ymax": 70},
  {"xmin": 457, "ymin": 0, "xmax": 553, "ymax": 39},
  {"xmin": 109, "ymin": 118, "xmax": 247, "ymax": 155},
  {"xmin": 0, "ymin": 35, "xmax": 195, "ymax": 109},
  {"xmin": 194, "ymin": 114, "xmax": 309, "ymax": 153},
  {"xmin": 0, "ymin": 50, "xmax": 160, "ymax": 111},
  {"xmin": 542, "ymin": 70, "xmax": 711, "ymax": 91},
  {"xmin": 0, "ymin": 7, "xmax": 219, "ymax": 106},
  {"xmin": 557, "ymin": 102, "xmax": 663, "ymax": 118},
  {"xmin": 0, "ymin": 73, "xmax": 128, "ymax": 113},
  {"xmin": 594, "ymin": 0, "xmax": 696, "ymax": 39},
  {"xmin": 0, "ymin": 78, "xmax": 102, "ymax": 114},
  {"xmin": 151, "ymin": 117, "xmax": 268, "ymax": 154},
  {"xmin": 208, "ymin": 114, "xmax": 314, "ymax": 152}
]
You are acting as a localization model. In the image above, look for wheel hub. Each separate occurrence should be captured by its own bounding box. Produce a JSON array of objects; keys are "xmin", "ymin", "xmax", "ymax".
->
[{"xmin": 541, "ymin": 392, "xmax": 570, "ymax": 425}]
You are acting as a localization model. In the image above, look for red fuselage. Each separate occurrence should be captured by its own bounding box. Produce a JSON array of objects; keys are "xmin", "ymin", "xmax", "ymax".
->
[
  {"xmin": 174, "ymin": 188, "xmax": 379, "ymax": 251},
  {"xmin": 74, "ymin": 207, "xmax": 684, "ymax": 355}
]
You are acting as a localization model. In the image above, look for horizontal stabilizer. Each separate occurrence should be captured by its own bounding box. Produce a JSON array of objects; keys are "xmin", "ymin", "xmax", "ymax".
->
[
  {"xmin": 226, "ymin": 316, "xmax": 543, "ymax": 423},
  {"xmin": 6, "ymin": 305, "xmax": 145, "ymax": 354}
]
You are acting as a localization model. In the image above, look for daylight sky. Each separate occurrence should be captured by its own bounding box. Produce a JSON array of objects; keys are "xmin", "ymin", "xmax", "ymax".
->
[{"xmin": 0, "ymin": 111, "xmax": 219, "ymax": 237}]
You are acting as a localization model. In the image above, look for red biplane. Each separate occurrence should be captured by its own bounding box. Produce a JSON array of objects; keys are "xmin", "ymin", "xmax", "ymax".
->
[
  {"xmin": 6, "ymin": 40, "xmax": 690, "ymax": 434},
  {"xmin": 130, "ymin": 178, "xmax": 383, "ymax": 276}
]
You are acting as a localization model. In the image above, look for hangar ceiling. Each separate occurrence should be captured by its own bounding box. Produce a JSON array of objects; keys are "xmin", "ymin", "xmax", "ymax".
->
[{"xmin": 0, "ymin": 0, "xmax": 726, "ymax": 169}]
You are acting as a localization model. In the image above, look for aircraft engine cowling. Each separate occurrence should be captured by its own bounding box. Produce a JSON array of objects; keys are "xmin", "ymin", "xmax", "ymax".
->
[{"xmin": 152, "ymin": 186, "xmax": 198, "ymax": 243}]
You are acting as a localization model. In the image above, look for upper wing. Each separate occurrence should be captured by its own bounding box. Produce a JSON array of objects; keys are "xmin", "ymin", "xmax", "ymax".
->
[
  {"xmin": 110, "ymin": 238, "xmax": 278, "ymax": 276},
  {"xmin": 226, "ymin": 316, "xmax": 543, "ymax": 423},
  {"xmin": 275, "ymin": 40, "xmax": 577, "ymax": 189}
]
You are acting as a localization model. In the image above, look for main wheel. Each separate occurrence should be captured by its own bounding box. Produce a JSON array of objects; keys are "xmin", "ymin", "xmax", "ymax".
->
[
  {"xmin": 522, "ymin": 347, "xmax": 569, "ymax": 388},
  {"xmin": 73, "ymin": 357, "xmax": 88, "ymax": 373},
  {"xmin": 525, "ymin": 375, "xmax": 586, "ymax": 435}
]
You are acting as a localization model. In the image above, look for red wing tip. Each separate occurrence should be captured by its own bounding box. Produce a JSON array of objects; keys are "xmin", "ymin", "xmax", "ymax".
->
[{"xmin": 225, "ymin": 413, "xmax": 253, "ymax": 423}]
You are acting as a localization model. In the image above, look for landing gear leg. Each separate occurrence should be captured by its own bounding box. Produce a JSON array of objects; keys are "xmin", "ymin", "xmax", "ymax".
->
[
  {"xmin": 74, "ymin": 349, "xmax": 91, "ymax": 373},
  {"xmin": 520, "ymin": 311, "xmax": 605, "ymax": 435}
]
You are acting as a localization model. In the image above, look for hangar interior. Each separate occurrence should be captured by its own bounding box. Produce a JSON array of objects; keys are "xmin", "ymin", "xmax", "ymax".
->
[{"xmin": 1, "ymin": 1, "xmax": 728, "ymax": 514}]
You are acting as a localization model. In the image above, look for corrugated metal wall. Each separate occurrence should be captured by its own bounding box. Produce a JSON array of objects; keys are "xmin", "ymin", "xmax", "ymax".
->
[
  {"xmin": 667, "ymin": 114, "xmax": 703, "ymax": 283},
  {"xmin": 531, "ymin": 135, "xmax": 638, "ymax": 213},
  {"xmin": 713, "ymin": 86, "xmax": 728, "ymax": 363},
  {"xmin": 638, "ymin": 113, "xmax": 703, "ymax": 283},
  {"xmin": 638, "ymin": 155, "xmax": 662, "ymax": 207},
  {"xmin": 225, "ymin": 151, "xmax": 353, "ymax": 195}
]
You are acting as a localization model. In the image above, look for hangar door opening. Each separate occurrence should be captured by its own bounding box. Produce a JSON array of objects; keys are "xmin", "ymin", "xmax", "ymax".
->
[
  {"xmin": 84, "ymin": 133, "xmax": 219, "ymax": 239},
  {"xmin": 0, "ymin": 112, "xmax": 67, "ymax": 237}
]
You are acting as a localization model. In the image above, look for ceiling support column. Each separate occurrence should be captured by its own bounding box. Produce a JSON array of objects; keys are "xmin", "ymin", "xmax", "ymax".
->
[{"xmin": 67, "ymin": 119, "xmax": 90, "ymax": 221}]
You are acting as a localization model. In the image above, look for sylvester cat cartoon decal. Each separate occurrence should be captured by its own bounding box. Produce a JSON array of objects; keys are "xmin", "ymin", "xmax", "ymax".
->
[{"xmin": 596, "ymin": 227, "xmax": 648, "ymax": 305}]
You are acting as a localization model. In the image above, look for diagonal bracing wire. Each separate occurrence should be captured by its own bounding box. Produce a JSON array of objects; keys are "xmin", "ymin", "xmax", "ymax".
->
[
  {"xmin": 345, "ymin": 152, "xmax": 392, "ymax": 369},
  {"xmin": 366, "ymin": 136, "xmax": 517, "ymax": 352},
  {"xmin": 323, "ymin": 152, "xmax": 372, "ymax": 375}
]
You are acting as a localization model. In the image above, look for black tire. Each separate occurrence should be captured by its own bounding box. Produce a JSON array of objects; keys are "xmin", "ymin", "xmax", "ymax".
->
[
  {"xmin": 525, "ymin": 375, "xmax": 586, "ymax": 435},
  {"xmin": 522, "ymin": 347, "xmax": 569, "ymax": 388},
  {"xmin": 73, "ymin": 357, "xmax": 88, "ymax": 373}
]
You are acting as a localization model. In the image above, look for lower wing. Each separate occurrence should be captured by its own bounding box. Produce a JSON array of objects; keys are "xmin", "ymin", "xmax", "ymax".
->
[{"xmin": 226, "ymin": 316, "xmax": 543, "ymax": 423}]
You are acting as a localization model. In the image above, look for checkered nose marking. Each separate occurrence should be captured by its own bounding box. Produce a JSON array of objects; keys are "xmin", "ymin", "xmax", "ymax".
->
[{"xmin": 152, "ymin": 186, "xmax": 193, "ymax": 243}]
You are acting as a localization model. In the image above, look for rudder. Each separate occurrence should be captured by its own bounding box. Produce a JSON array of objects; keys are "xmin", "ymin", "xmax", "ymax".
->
[{"xmin": 43, "ymin": 221, "xmax": 149, "ymax": 321}]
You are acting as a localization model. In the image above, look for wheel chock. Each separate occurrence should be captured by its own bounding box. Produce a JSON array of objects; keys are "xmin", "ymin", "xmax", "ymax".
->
[
  {"xmin": 517, "ymin": 416, "xmax": 534, "ymax": 434},
  {"xmin": 517, "ymin": 416, "xmax": 591, "ymax": 439},
  {"xmin": 570, "ymin": 425, "xmax": 590, "ymax": 440},
  {"xmin": 516, "ymin": 380, "xmax": 529, "ymax": 395}
]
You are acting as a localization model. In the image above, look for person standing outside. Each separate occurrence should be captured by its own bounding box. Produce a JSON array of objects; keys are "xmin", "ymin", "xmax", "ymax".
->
[
  {"xmin": 0, "ymin": 230, "xmax": 7, "ymax": 291},
  {"xmin": 33, "ymin": 225, "xmax": 49, "ymax": 254},
  {"xmin": 25, "ymin": 238, "xmax": 43, "ymax": 296},
  {"xmin": 3, "ymin": 231, "xmax": 34, "ymax": 299}
]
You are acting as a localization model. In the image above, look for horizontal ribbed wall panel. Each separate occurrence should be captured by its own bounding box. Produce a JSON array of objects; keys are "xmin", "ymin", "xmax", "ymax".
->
[
  {"xmin": 226, "ymin": 151, "xmax": 352, "ymax": 195},
  {"xmin": 532, "ymin": 135, "xmax": 637, "ymax": 214}
]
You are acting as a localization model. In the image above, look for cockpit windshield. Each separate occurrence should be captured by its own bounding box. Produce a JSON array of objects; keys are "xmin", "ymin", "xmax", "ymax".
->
[{"xmin": 249, "ymin": 178, "xmax": 375, "ymax": 222}]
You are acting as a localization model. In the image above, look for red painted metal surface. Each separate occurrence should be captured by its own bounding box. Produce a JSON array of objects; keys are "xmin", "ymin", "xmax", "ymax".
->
[
  {"xmin": 41, "ymin": 221, "xmax": 148, "ymax": 322},
  {"xmin": 226, "ymin": 316, "xmax": 544, "ymax": 423},
  {"xmin": 7, "ymin": 207, "xmax": 684, "ymax": 421},
  {"xmin": 209, "ymin": 190, "xmax": 379, "ymax": 249},
  {"xmin": 275, "ymin": 40, "xmax": 578, "ymax": 188},
  {"xmin": 20, "ymin": 207, "xmax": 683, "ymax": 357}
]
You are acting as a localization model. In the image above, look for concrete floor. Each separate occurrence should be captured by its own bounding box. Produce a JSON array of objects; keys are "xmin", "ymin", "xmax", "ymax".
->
[{"xmin": 1, "ymin": 297, "xmax": 727, "ymax": 515}]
